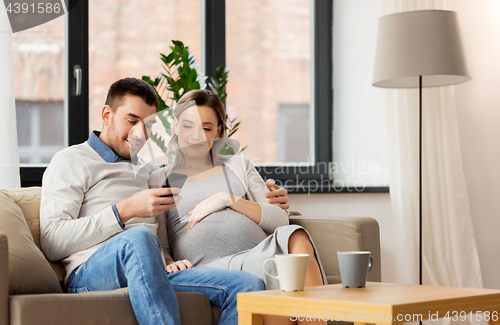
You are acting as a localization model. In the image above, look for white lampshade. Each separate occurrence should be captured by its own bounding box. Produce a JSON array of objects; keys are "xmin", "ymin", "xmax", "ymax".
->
[{"xmin": 373, "ymin": 10, "xmax": 470, "ymax": 88}]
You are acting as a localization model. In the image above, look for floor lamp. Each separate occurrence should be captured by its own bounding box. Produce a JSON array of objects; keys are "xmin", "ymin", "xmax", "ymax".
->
[{"xmin": 372, "ymin": 10, "xmax": 471, "ymax": 285}]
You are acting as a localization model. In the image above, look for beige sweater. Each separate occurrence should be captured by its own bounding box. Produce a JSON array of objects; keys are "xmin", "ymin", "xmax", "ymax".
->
[{"xmin": 40, "ymin": 142, "xmax": 157, "ymax": 283}]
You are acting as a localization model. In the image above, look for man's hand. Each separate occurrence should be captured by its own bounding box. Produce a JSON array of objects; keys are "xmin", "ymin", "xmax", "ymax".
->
[
  {"xmin": 116, "ymin": 188, "xmax": 182, "ymax": 224},
  {"xmin": 165, "ymin": 258, "xmax": 193, "ymax": 273},
  {"xmin": 265, "ymin": 179, "xmax": 289, "ymax": 211}
]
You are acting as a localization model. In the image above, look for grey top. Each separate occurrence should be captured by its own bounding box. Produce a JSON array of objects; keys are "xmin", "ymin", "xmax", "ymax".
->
[{"xmin": 166, "ymin": 169, "xmax": 268, "ymax": 265}]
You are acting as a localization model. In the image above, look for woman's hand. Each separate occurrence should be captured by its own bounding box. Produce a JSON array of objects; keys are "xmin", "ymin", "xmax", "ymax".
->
[
  {"xmin": 265, "ymin": 179, "xmax": 289, "ymax": 212},
  {"xmin": 187, "ymin": 192, "xmax": 231, "ymax": 231},
  {"xmin": 166, "ymin": 258, "xmax": 194, "ymax": 273}
]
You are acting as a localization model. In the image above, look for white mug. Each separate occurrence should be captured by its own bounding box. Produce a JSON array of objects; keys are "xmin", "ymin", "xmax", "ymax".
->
[{"xmin": 262, "ymin": 254, "xmax": 309, "ymax": 291}]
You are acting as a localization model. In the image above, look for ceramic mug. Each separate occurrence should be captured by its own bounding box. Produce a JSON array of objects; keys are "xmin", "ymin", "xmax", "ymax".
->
[
  {"xmin": 262, "ymin": 254, "xmax": 309, "ymax": 291},
  {"xmin": 337, "ymin": 251, "xmax": 373, "ymax": 288}
]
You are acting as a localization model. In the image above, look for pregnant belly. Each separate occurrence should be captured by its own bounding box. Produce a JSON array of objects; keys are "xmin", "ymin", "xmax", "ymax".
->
[{"xmin": 172, "ymin": 209, "xmax": 267, "ymax": 265}]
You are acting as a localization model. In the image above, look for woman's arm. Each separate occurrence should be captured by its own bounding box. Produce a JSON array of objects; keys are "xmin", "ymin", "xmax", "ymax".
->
[
  {"xmin": 186, "ymin": 191, "xmax": 259, "ymax": 230},
  {"xmin": 187, "ymin": 159, "xmax": 289, "ymax": 232},
  {"xmin": 157, "ymin": 210, "xmax": 195, "ymax": 272},
  {"xmin": 155, "ymin": 212, "xmax": 174, "ymax": 261},
  {"xmin": 240, "ymin": 158, "xmax": 289, "ymax": 233},
  {"xmin": 227, "ymin": 194, "xmax": 262, "ymax": 224},
  {"xmin": 186, "ymin": 192, "xmax": 264, "ymax": 231},
  {"xmin": 186, "ymin": 158, "xmax": 289, "ymax": 232}
]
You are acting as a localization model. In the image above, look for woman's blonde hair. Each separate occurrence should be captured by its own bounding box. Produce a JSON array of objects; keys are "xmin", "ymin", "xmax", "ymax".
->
[{"xmin": 167, "ymin": 89, "xmax": 227, "ymax": 168}]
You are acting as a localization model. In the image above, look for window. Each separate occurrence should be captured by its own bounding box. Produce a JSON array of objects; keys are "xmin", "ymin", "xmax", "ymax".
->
[
  {"xmin": 13, "ymin": 14, "xmax": 66, "ymax": 166},
  {"xmin": 222, "ymin": 0, "xmax": 386, "ymax": 192},
  {"xmin": 88, "ymin": 0, "xmax": 201, "ymax": 133},
  {"xmin": 16, "ymin": 100, "xmax": 64, "ymax": 164},
  {"xmin": 278, "ymin": 104, "xmax": 310, "ymax": 163},
  {"xmin": 226, "ymin": 0, "xmax": 312, "ymax": 165},
  {"xmin": 207, "ymin": 0, "xmax": 333, "ymax": 193},
  {"xmin": 20, "ymin": 0, "xmax": 386, "ymax": 192},
  {"xmin": 17, "ymin": 0, "xmax": 88, "ymax": 186}
]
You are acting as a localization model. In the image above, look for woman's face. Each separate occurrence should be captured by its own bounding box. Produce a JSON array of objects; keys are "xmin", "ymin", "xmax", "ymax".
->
[{"xmin": 174, "ymin": 105, "xmax": 222, "ymax": 161}]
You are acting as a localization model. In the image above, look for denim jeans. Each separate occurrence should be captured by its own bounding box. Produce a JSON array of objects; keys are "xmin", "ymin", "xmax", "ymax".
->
[{"xmin": 66, "ymin": 226, "xmax": 264, "ymax": 325}]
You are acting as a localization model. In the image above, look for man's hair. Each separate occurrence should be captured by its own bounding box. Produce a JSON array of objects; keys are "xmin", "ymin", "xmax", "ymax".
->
[{"xmin": 105, "ymin": 77, "xmax": 159, "ymax": 111}]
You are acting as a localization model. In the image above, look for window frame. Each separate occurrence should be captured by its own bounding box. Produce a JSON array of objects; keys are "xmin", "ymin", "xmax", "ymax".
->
[
  {"xmin": 202, "ymin": 0, "xmax": 333, "ymax": 193},
  {"xmin": 204, "ymin": 0, "xmax": 387, "ymax": 193},
  {"xmin": 20, "ymin": 0, "xmax": 89, "ymax": 187},
  {"xmin": 20, "ymin": 0, "xmax": 389, "ymax": 193},
  {"xmin": 254, "ymin": 0, "xmax": 334, "ymax": 193}
]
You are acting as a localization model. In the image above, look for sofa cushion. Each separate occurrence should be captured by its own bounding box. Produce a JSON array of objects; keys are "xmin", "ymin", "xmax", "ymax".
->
[
  {"xmin": 6, "ymin": 187, "xmax": 43, "ymax": 248},
  {"xmin": 9, "ymin": 289, "xmax": 217, "ymax": 325},
  {"xmin": 0, "ymin": 190, "xmax": 62, "ymax": 294},
  {"xmin": 6, "ymin": 187, "xmax": 66, "ymax": 282}
]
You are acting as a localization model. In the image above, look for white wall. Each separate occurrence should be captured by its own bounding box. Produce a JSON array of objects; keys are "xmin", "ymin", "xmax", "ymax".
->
[{"xmin": 449, "ymin": 0, "xmax": 500, "ymax": 289}]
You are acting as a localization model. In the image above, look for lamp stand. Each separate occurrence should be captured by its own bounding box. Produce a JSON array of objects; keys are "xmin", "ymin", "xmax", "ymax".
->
[
  {"xmin": 419, "ymin": 75, "xmax": 422, "ymax": 286},
  {"xmin": 372, "ymin": 8, "xmax": 471, "ymax": 291}
]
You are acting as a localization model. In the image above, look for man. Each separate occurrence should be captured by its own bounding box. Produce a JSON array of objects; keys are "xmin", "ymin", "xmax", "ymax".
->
[{"xmin": 40, "ymin": 77, "xmax": 290, "ymax": 325}]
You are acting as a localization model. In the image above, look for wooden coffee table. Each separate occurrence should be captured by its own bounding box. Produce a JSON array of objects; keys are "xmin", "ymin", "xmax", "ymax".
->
[{"xmin": 237, "ymin": 282, "xmax": 500, "ymax": 325}]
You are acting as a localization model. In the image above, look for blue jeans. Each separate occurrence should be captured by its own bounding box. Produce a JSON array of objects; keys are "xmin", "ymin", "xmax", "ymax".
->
[{"xmin": 66, "ymin": 226, "xmax": 264, "ymax": 325}]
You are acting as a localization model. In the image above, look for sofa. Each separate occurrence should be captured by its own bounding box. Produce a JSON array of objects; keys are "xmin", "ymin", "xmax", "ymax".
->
[{"xmin": 0, "ymin": 187, "xmax": 381, "ymax": 325}]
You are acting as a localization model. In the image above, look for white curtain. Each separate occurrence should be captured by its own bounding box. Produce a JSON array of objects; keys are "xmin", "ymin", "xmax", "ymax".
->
[
  {"xmin": 382, "ymin": 0, "xmax": 483, "ymax": 288},
  {"xmin": 0, "ymin": 5, "xmax": 20, "ymax": 189}
]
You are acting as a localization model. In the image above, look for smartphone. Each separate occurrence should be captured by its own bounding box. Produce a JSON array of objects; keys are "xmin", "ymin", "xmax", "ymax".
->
[{"xmin": 162, "ymin": 172, "xmax": 188, "ymax": 197}]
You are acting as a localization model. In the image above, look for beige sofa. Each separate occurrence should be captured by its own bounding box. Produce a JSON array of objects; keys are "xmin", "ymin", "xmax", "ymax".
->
[{"xmin": 0, "ymin": 187, "xmax": 381, "ymax": 325}]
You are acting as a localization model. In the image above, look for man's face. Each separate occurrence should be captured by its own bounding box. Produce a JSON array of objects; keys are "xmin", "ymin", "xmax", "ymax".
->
[{"xmin": 101, "ymin": 95, "xmax": 157, "ymax": 159}]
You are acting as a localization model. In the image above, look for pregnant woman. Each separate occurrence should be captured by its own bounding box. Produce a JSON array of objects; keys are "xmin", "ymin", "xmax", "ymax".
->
[{"xmin": 150, "ymin": 89, "xmax": 326, "ymax": 324}]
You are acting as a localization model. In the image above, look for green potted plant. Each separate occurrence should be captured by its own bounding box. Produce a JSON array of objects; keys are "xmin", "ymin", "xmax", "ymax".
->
[{"xmin": 142, "ymin": 40, "xmax": 243, "ymax": 155}]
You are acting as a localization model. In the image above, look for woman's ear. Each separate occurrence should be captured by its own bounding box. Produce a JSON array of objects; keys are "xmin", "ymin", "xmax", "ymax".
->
[
  {"xmin": 173, "ymin": 117, "xmax": 179, "ymax": 135},
  {"xmin": 218, "ymin": 124, "xmax": 223, "ymax": 138}
]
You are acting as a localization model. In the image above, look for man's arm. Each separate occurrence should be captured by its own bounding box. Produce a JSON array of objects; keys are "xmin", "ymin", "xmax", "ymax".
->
[
  {"xmin": 40, "ymin": 151, "xmax": 179, "ymax": 261},
  {"xmin": 115, "ymin": 188, "xmax": 180, "ymax": 224},
  {"xmin": 40, "ymin": 150, "xmax": 124, "ymax": 261}
]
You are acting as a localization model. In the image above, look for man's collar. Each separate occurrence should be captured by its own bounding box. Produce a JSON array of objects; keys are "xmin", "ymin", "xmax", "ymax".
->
[{"xmin": 88, "ymin": 131, "xmax": 131, "ymax": 163}]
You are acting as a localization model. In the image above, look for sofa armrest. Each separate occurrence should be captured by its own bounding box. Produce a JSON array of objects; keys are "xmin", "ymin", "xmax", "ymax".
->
[
  {"xmin": 0, "ymin": 232, "xmax": 8, "ymax": 325},
  {"xmin": 289, "ymin": 216, "xmax": 381, "ymax": 284}
]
